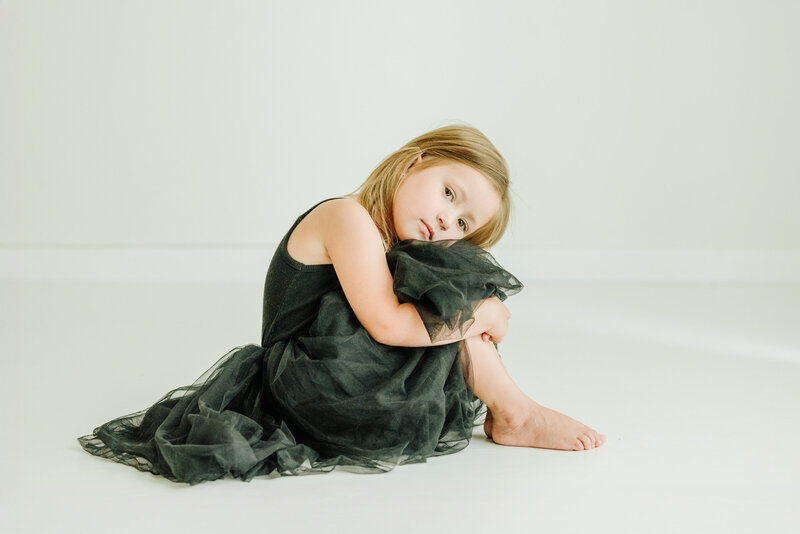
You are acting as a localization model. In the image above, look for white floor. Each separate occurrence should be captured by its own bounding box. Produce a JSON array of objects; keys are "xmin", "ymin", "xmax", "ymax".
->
[{"xmin": 1, "ymin": 280, "xmax": 798, "ymax": 534}]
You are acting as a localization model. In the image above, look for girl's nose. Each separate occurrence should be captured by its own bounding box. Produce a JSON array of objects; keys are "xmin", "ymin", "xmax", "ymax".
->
[{"xmin": 437, "ymin": 213, "xmax": 449, "ymax": 230}]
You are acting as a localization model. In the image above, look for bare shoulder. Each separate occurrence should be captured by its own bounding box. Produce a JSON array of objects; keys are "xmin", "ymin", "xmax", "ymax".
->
[
  {"xmin": 287, "ymin": 196, "xmax": 378, "ymax": 265},
  {"xmin": 316, "ymin": 196, "xmax": 384, "ymax": 249},
  {"xmin": 315, "ymin": 195, "xmax": 369, "ymax": 219}
]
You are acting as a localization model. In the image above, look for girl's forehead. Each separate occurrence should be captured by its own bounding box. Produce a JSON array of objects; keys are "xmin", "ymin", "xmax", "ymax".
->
[
  {"xmin": 444, "ymin": 163, "xmax": 495, "ymax": 192},
  {"xmin": 421, "ymin": 161, "xmax": 484, "ymax": 184},
  {"xmin": 401, "ymin": 161, "xmax": 498, "ymax": 204}
]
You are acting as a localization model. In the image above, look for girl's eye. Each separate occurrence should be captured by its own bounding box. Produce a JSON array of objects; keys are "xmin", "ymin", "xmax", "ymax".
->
[
  {"xmin": 458, "ymin": 218, "xmax": 468, "ymax": 232},
  {"xmin": 444, "ymin": 187, "xmax": 454, "ymax": 200}
]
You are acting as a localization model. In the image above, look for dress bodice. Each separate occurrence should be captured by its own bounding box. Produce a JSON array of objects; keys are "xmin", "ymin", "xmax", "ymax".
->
[{"xmin": 260, "ymin": 198, "xmax": 341, "ymax": 346}]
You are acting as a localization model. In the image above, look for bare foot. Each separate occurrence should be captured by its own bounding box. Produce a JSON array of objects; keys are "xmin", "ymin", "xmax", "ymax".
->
[{"xmin": 490, "ymin": 400, "xmax": 606, "ymax": 451}]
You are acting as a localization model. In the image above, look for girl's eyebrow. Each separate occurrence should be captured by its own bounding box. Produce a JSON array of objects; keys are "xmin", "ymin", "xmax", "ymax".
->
[{"xmin": 456, "ymin": 181, "xmax": 469, "ymax": 205}]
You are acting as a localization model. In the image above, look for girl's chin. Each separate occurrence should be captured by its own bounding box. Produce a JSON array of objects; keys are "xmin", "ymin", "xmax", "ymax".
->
[
  {"xmin": 398, "ymin": 234, "xmax": 424, "ymax": 242},
  {"xmin": 397, "ymin": 228, "xmax": 422, "ymax": 242}
]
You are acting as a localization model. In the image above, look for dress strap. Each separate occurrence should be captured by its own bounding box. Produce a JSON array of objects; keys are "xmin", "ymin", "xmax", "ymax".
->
[{"xmin": 287, "ymin": 197, "xmax": 342, "ymax": 235}]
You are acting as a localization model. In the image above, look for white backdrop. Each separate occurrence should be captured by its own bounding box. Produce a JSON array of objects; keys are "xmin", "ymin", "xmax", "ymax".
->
[{"xmin": 2, "ymin": 0, "xmax": 798, "ymax": 282}]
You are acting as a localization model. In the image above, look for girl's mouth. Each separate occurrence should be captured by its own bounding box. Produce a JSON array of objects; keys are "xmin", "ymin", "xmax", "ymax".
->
[{"xmin": 421, "ymin": 220, "xmax": 433, "ymax": 240}]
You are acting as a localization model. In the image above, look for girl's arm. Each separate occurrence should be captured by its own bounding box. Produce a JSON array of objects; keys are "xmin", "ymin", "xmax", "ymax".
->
[{"xmin": 317, "ymin": 198, "xmax": 509, "ymax": 347}]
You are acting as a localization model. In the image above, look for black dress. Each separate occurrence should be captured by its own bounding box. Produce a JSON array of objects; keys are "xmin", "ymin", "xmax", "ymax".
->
[{"xmin": 78, "ymin": 198, "xmax": 522, "ymax": 484}]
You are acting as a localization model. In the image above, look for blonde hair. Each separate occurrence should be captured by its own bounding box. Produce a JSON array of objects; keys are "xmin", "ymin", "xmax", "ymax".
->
[{"xmin": 352, "ymin": 124, "xmax": 511, "ymax": 250}]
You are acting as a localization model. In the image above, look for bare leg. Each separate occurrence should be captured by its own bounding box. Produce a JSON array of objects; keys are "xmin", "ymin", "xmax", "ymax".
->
[{"xmin": 462, "ymin": 335, "xmax": 606, "ymax": 451}]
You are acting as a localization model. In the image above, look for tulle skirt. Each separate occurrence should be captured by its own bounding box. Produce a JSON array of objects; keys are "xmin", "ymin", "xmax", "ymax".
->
[{"xmin": 78, "ymin": 239, "xmax": 522, "ymax": 484}]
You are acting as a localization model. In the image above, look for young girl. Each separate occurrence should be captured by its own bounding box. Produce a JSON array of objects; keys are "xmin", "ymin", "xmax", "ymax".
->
[{"xmin": 78, "ymin": 124, "xmax": 605, "ymax": 484}]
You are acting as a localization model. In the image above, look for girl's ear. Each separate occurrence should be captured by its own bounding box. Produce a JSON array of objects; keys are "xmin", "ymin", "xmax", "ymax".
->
[{"xmin": 402, "ymin": 154, "xmax": 425, "ymax": 179}]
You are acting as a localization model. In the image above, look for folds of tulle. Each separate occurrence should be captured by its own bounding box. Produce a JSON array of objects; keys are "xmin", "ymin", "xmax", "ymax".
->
[
  {"xmin": 388, "ymin": 239, "xmax": 523, "ymax": 341},
  {"xmin": 78, "ymin": 239, "xmax": 522, "ymax": 484},
  {"xmin": 78, "ymin": 345, "xmax": 326, "ymax": 484}
]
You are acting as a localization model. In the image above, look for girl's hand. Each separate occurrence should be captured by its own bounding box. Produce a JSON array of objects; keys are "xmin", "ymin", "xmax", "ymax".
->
[{"xmin": 478, "ymin": 296, "xmax": 510, "ymax": 344}]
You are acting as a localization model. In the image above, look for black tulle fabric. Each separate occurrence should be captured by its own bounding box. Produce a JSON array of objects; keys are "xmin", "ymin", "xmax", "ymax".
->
[{"xmin": 78, "ymin": 238, "xmax": 522, "ymax": 484}]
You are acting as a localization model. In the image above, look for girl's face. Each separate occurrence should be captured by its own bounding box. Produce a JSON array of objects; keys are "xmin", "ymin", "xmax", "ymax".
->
[{"xmin": 392, "ymin": 156, "xmax": 501, "ymax": 242}]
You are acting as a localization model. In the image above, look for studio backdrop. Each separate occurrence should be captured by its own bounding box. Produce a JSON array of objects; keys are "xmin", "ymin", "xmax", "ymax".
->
[{"xmin": 2, "ymin": 0, "xmax": 798, "ymax": 283}]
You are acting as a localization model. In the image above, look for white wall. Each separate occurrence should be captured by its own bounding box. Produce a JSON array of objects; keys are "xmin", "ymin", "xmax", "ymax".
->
[{"xmin": 2, "ymin": 0, "xmax": 798, "ymax": 282}]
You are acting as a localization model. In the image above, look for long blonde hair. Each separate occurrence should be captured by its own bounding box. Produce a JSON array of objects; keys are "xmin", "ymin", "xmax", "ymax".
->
[{"xmin": 352, "ymin": 124, "xmax": 511, "ymax": 250}]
